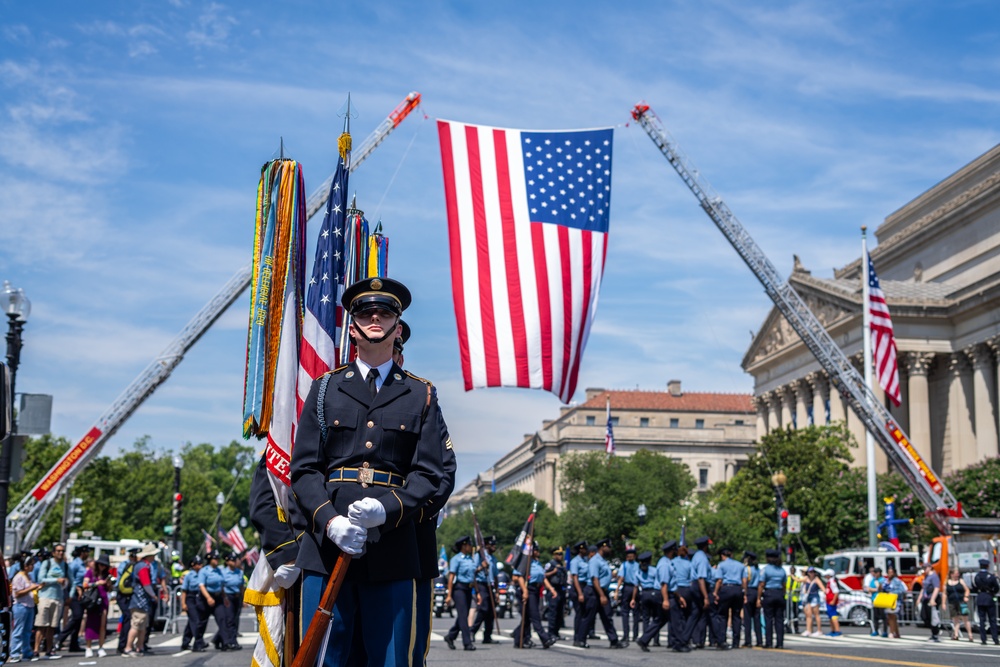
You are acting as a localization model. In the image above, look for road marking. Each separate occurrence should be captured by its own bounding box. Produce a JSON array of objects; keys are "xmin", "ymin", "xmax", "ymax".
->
[{"xmin": 777, "ymin": 648, "xmax": 957, "ymax": 666}]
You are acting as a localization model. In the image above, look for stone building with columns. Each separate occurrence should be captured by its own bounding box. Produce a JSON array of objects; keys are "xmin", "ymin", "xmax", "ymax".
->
[
  {"xmin": 446, "ymin": 382, "xmax": 756, "ymax": 514},
  {"xmin": 744, "ymin": 143, "xmax": 1000, "ymax": 476}
]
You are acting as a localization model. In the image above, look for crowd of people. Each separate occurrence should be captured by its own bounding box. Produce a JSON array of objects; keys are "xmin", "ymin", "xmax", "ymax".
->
[
  {"xmin": 6, "ymin": 542, "xmax": 248, "ymax": 661},
  {"xmin": 438, "ymin": 535, "xmax": 1000, "ymax": 652}
]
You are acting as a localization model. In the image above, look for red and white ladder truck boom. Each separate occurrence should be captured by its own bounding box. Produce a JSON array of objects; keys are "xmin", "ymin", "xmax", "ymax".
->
[
  {"xmin": 629, "ymin": 102, "xmax": 980, "ymax": 538},
  {"xmin": 6, "ymin": 92, "xmax": 423, "ymax": 553}
]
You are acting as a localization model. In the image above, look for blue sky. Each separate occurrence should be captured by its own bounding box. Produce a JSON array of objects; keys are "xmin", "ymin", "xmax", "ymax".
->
[{"xmin": 2, "ymin": 1, "xmax": 999, "ymax": 491}]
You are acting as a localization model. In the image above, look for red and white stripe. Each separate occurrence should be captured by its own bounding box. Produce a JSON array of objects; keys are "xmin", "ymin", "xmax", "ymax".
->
[
  {"xmin": 867, "ymin": 253, "xmax": 901, "ymax": 406},
  {"xmin": 437, "ymin": 120, "xmax": 606, "ymax": 403},
  {"xmin": 227, "ymin": 525, "xmax": 249, "ymax": 553},
  {"xmin": 296, "ymin": 306, "xmax": 339, "ymax": 415}
]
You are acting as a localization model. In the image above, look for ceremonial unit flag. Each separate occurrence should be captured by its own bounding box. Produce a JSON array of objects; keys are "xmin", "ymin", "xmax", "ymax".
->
[
  {"xmin": 605, "ymin": 395, "xmax": 615, "ymax": 456},
  {"xmin": 504, "ymin": 503, "xmax": 537, "ymax": 575},
  {"xmin": 297, "ymin": 133, "xmax": 351, "ymax": 414},
  {"xmin": 227, "ymin": 525, "xmax": 248, "ymax": 553},
  {"xmin": 865, "ymin": 250, "xmax": 901, "ymax": 406},
  {"xmin": 437, "ymin": 121, "xmax": 614, "ymax": 403}
]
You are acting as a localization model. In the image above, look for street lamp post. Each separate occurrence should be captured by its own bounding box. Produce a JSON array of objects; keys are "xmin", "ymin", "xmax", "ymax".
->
[
  {"xmin": 772, "ymin": 470, "xmax": 787, "ymax": 557},
  {"xmin": 637, "ymin": 503, "xmax": 647, "ymax": 526},
  {"xmin": 1, "ymin": 281, "xmax": 30, "ymax": 554},
  {"xmin": 215, "ymin": 491, "xmax": 225, "ymax": 546},
  {"xmin": 172, "ymin": 455, "xmax": 184, "ymax": 553}
]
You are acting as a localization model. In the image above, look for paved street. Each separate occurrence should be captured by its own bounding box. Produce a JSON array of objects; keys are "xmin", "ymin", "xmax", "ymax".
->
[{"xmin": 60, "ymin": 609, "xmax": 1000, "ymax": 667}]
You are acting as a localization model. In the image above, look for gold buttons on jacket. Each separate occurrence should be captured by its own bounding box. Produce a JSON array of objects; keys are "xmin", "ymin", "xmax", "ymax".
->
[
  {"xmin": 365, "ymin": 441, "xmax": 373, "ymax": 449},
  {"xmin": 333, "ymin": 419, "xmax": 340, "ymax": 426},
  {"xmin": 362, "ymin": 461, "xmax": 370, "ymax": 468},
  {"xmin": 400, "ymin": 424, "xmax": 406, "ymax": 431},
  {"xmin": 367, "ymin": 420, "xmax": 374, "ymax": 428}
]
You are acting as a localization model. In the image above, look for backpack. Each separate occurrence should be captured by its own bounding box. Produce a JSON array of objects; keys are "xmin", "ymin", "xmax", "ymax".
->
[{"xmin": 117, "ymin": 561, "xmax": 135, "ymax": 596}]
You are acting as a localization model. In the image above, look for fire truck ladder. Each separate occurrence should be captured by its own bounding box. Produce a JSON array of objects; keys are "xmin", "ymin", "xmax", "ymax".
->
[
  {"xmin": 630, "ymin": 102, "xmax": 962, "ymax": 534},
  {"xmin": 8, "ymin": 92, "xmax": 423, "ymax": 550}
]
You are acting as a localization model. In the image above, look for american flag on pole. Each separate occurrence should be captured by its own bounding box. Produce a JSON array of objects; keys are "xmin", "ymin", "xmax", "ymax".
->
[
  {"xmin": 202, "ymin": 529, "xmax": 215, "ymax": 554},
  {"xmin": 866, "ymin": 250, "xmax": 901, "ymax": 406},
  {"xmin": 605, "ymin": 395, "xmax": 615, "ymax": 456},
  {"xmin": 218, "ymin": 529, "xmax": 235, "ymax": 548},
  {"xmin": 437, "ymin": 121, "xmax": 613, "ymax": 403},
  {"xmin": 297, "ymin": 134, "xmax": 351, "ymax": 415},
  {"xmin": 227, "ymin": 525, "xmax": 248, "ymax": 553}
]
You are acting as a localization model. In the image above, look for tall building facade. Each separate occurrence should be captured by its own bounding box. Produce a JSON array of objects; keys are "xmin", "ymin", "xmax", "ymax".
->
[
  {"xmin": 448, "ymin": 382, "xmax": 755, "ymax": 514},
  {"xmin": 744, "ymin": 144, "xmax": 1000, "ymax": 476}
]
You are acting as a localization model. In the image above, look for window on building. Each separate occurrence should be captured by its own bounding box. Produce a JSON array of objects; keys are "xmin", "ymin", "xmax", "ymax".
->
[
  {"xmin": 669, "ymin": 418, "xmax": 679, "ymax": 428},
  {"xmin": 698, "ymin": 468, "xmax": 709, "ymax": 488},
  {"xmin": 640, "ymin": 417, "xmax": 649, "ymax": 428},
  {"xmin": 735, "ymin": 419, "xmax": 744, "ymax": 426},
  {"xmin": 611, "ymin": 417, "xmax": 619, "ymax": 426},
  {"xmin": 695, "ymin": 419, "xmax": 704, "ymax": 429},
  {"xmin": 585, "ymin": 415, "xmax": 595, "ymax": 426}
]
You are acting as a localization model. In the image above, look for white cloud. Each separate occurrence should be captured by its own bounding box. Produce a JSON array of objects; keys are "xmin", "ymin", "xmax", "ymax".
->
[{"xmin": 186, "ymin": 3, "xmax": 238, "ymax": 49}]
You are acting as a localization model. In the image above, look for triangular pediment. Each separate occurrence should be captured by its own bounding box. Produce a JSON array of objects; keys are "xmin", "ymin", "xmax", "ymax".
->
[{"xmin": 742, "ymin": 273, "xmax": 859, "ymax": 369}]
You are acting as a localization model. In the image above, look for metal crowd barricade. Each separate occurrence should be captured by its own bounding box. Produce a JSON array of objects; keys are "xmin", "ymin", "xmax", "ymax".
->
[{"xmin": 162, "ymin": 584, "xmax": 184, "ymax": 635}]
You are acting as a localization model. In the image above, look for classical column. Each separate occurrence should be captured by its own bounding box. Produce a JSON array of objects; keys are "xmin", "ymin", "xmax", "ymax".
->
[
  {"xmin": 947, "ymin": 354, "xmax": 975, "ymax": 473},
  {"xmin": 807, "ymin": 372, "xmax": 829, "ymax": 425},
  {"xmin": 902, "ymin": 352, "xmax": 935, "ymax": 468},
  {"xmin": 795, "ymin": 379, "xmax": 811, "ymax": 430},
  {"xmin": 966, "ymin": 344, "xmax": 999, "ymax": 462},
  {"xmin": 781, "ymin": 386, "xmax": 796, "ymax": 429},
  {"xmin": 753, "ymin": 395, "xmax": 768, "ymax": 440},
  {"xmin": 766, "ymin": 390, "xmax": 781, "ymax": 433}
]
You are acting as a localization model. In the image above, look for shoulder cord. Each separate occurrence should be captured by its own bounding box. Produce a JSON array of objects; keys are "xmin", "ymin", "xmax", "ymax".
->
[{"xmin": 317, "ymin": 374, "xmax": 333, "ymax": 443}]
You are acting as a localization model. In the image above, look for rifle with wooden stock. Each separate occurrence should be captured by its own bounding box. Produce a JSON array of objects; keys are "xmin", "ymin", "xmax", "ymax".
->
[{"xmin": 288, "ymin": 552, "xmax": 350, "ymax": 667}]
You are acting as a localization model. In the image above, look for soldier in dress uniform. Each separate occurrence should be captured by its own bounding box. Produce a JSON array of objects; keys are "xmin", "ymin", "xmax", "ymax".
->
[
  {"xmin": 290, "ymin": 277, "xmax": 448, "ymax": 666},
  {"xmin": 615, "ymin": 547, "xmax": 639, "ymax": 642},
  {"xmin": 575, "ymin": 538, "xmax": 627, "ymax": 649},
  {"xmin": 686, "ymin": 536, "xmax": 712, "ymax": 649},
  {"xmin": 470, "ymin": 536, "xmax": 499, "ymax": 643},
  {"xmin": 543, "ymin": 547, "xmax": 567, "ymax": 639},
  {"xmin": 444, "ymin": 536, "xmax": 477, "ymax": 651},
  {"xmin": 568, "ymin": 541, "xmax": 589, "ymax": 645},
  {"xmin": 742, "ymin": 551, "xmax": 762, "ymax": 647},
  {"xmin": 713, "ymin": 547, "xmax": 745, "ymax": 650}
]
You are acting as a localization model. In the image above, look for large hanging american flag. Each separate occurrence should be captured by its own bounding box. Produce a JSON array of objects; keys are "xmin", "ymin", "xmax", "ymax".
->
[
  {"xmin": 437, "ymin": 121, "xmax": 613, "ymax": 403},
  {"xmin": 297, "ymin": 133, "xmax": 351, "ymax": 414},
  {"xmin": 866, "ymin": 251, "xmax": 901, "ymax": 406}
]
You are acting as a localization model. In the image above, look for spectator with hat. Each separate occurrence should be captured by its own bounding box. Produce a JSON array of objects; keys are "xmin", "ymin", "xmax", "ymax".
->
[
  {"xmin": 470, "ymin": 535, "xmax": 499, "ymax": 644},
  {"xmin": 615, "ymin": 545, "xmax": 639, "ymax": 642},
  {"xmin": 568, "ymin": 540, "xmax": 589, "ymax": 645},
  {"xmin": 122, "ymin": 544, "xmax": 159, "ymax": 657},
  {"xmin": 543, "ymin": 546, "xmax": 567, "ymax": 639},
  {"xmin": 82, "ymin": 554, "xmax": 112, "ymax": 657},
  {"xmin": 795, "ymin": 566, "xmax": 824, "ymax": 637},
  {"xmin": 973, "ymin": 558, "xmax": 1000, "ymax": 645},
  {"xmin": 686, "ymin": 536, "xmax": 712, "ymax": 649},
  {"xmin": 10, "ymin": 550, "xmax": 42, "ymax": 662},
  {"xmin": 444, "ymin": 536, "xmax": 476, "ymax": 650},
  {"xmin": 115, "ymin": 547, "xmax": 140, "ymax": 655},
  {"xmin": 742, "ymin": 551, "xmax": 762, "ymax": 647},
  {"xmin": 575, "ymin": 537, "xmax": 627, "ymax": 649},
  {"xmin": 290, "ymin": 276, "xmax": 449, "ymax": 665},
  {"xmin": 757, "ymin": 549, "xmax": 787, "ymax": 649}
]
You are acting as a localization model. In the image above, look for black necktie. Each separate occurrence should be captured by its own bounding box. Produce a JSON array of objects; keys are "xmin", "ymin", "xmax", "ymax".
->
[{"xmin": 367, "ymin": 368, "xmax": 380, "ymax": 399}]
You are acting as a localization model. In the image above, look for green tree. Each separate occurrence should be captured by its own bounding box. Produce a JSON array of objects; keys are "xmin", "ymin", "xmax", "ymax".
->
[
  {"xmin": 694, "ymin": 423, "xmax": 867, "ymax": 564},
  {"xmin": 558, "ymin": 449, "xmax": 695, "ymax": 557}
]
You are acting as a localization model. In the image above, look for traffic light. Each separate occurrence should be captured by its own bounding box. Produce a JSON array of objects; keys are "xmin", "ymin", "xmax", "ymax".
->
[
  {"xmin": 68, "ymin": 497, "xmax": 83, "ymax": 527},
  {"xmin": 172, "ymin": 492, "xmax": 183, "ymax": 529},
  {"xmin": 786, "ymin": 545, "xmax": 794, "ymax": 564},
  {"xmin": 779, "ymin": 509, "xmax": 789, "ymax": 536}
]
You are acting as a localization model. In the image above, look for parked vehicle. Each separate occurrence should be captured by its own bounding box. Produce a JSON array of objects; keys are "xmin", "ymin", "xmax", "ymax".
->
[{"xmin": 820, "ymin": 550, "xmax": 922, "ymax": 591}]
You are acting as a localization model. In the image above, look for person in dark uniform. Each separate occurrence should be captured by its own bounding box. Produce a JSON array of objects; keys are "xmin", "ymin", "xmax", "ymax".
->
[
  {"xmin": 180, "ymin": 556, "xmax": 211, "ymax": 652},
  {"xmin": 974, "ymin": 559, "xmax": 1000, "ymax": 645},
  {"xmin": 568, "ymin": 541, "xmax": 589, "ymax": 645},
  {"xmin": 742, "ymin": 551, "xmax": 762, "ymax": 647},
  {"xmin": 575, "ymin": 537, "xmax": 627, "ymax": 649},
  {"xmin": 444, "ymin": 536, "xmax": 477, "ymax": 651},
  {"xmin": 686, "ymin": 536, "xmax": 712, "ymax": 649},
  {"xmin": 512, "ymin": 543, "xmax": 557, "ymax": 649},
  {"xmin": 470, "ymin": 536, "xmax": 498, "ymax": 643},
  {"xmin": 757, "ymin": 549, "xmax": 787, "ymax": 649},
  {"xmin": 290, "ymin": 278, "xmax": 447, "ymax": 666},
  {"xmin": 216, "ymin": 554, "xmax": 244, "ymax": 650},
  {"xmin": 616, "ymin": 547, "xmax": 639, "ymax": 642},
  {"xmin": 632, "ymin": 551, "xmax": 657, "ymax": 644},
  {"xmin": 668, "ymin": 545, "xmax": 693, "ymax": 652},
  {"xmin": 201, "ymin": 551, "xmax": 237, "ymax": 650},
  {"xmin": 543, "ymin": 547, "xmax": 567, "ymax": 639},
  {"xmin": 713, "ymin": 547, "xmax": 744, "ymax": 650}
]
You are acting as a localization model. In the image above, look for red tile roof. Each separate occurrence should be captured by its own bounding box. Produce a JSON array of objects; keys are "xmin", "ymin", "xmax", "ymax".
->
[{"xmin": 580, "ymin": 389, "xmax": 754, "ymax": 414}]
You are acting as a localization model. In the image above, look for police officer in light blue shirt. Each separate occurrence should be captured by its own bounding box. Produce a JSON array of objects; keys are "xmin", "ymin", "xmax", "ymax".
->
[
  {"xmin": 219, "ymin": 554, "xmax": 244, "ymax": 649},
  {"xmin": 512, "ymin": 543, "xmax": 556, "ymax": 649},
  {"xmin": 686, "ymin": 536, "xmax": 712, "ymax": 649},
  {"xmin": 633, "ymin": 551, "xmax": 658, "ymax": 641},
  {"xmin": 713, "ymin": 547, "xmax": 746, "ymax": 649},
  {"xmin": 757, "ymin": 549, "xmax": 787, "ymax": 649},
  {"xmin": 569, "ymin": 541, "xmax": 590, "ymax": 645},
  {"xmin": 638, "ymin": 541, "xmax": 677, "ymax": 651},
  {"xmin": 201, "ymin": 551, "xmax": 236, "ymax": 650},
  {"xmin": 444, "ymin": 536, "xmax": 476, "ymax": 650},
  {"xmin": 669, "ymin": 544, "xmax": 694, "ymax": 652},
  {"xmin": 181, "ymin": 556, "xmax": 210, "ymax": 652},
  {"xmin": 742, "ymin": 551, "xmax": 762, "ymax": 647},
  {"xmin": 575, "ymin": 537, "xmax": 626, "ymax": 649},
  {"xmin": 616, "ymin": 547, "xmax": 640, "ymax": 642},
  {"xmin": 470, "ymin": 536, "xmax": 499, "ymax": 644}
]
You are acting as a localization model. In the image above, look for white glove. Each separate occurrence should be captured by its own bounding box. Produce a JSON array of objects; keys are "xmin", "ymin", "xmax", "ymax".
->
[
  {"xmin": 326, "ymin": 515, "xmax": 367, "ymax": 555},
  {"xmin": 348, "ymin": 498, "xmax": 387, "ymax": 529},
  {"xmin": 273, "ymin": 563, "xmax": 301, "ymax": 589}
]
